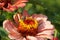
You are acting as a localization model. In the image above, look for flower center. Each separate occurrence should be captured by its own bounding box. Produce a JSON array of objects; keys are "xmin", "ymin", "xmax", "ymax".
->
[{"xmin": 18, "ymin": 17, "xmax": 38, "ymax": 36}]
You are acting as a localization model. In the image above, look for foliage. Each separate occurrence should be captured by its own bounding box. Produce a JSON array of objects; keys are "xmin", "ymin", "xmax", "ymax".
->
[
  {"xmin": 0, "ymin": 27, "xmax": 10, "ymax": 40},
  {"xmin": 0, "ymin": 0, "xmax": 60, "ymax": 40}
]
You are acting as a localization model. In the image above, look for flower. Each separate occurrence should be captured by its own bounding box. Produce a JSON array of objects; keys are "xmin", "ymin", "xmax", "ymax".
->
[
  {"xmin": 0, "ymin": 0, "xmax": 28, "ymax": 12},
  {"xmin": 3, "ymin": 10, "xmax": 54, "ymax": 40}
]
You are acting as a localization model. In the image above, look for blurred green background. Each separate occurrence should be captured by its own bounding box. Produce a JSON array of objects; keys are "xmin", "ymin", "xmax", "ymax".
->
[{"xmin": 0, "ymin": 0, "xmax": 60, "ymax": 40}]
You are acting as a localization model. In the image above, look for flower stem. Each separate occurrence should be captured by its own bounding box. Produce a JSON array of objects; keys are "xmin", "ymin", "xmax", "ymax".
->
[{"xmin": 54, "ymin": 29, "xmax": 57, "ymax": 37}]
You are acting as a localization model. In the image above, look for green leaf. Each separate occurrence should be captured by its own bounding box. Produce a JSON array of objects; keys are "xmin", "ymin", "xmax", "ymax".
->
[
  {"xmin": 1, "ymin": 37, "xmax": 10, "ymax": 40},
  {"xmin": 57, "ymin": 32, "xmax": 60, "ymax": 40},
  {"xmin": 24, "ymin": 3, "xmax": 33, "ymax": 11},
  {"xmin": 0, "ymin": 27, "xmax": 8, "ymax": 37},
  {"xmin": 0, "ymin": 27, "xmax": 10, "ymax": 40},
  {"xmin": 36, "ymin": 5, "xmax": 45, "ymax": 13}
]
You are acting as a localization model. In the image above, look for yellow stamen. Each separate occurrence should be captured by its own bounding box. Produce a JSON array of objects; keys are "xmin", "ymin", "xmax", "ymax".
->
[
  {"xmin": 18, "ymin": 17, "xmax": 38, "ymax": 36},
  {"xmin": 19, "ymin": 17, "xmax": 38, "ymax": 30}
]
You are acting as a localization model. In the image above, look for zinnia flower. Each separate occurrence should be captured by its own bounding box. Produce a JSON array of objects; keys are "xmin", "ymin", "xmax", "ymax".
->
[
  {"xmin": 3, "ymin": 10, "xmax": 54, "ymax": 40},
  {"xmin": 0, "ymin": 0, "xmax": 28, "ymax": 12}
]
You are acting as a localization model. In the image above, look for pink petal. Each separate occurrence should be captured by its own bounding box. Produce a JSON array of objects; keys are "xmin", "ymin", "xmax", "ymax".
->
[
  {"xmin": 8, "ymin": 33, "xmax": 22, "ymax": 39},
  {"xmin": 22, "ymin": 38, "xmax": 26, "ymax": 40},
  {"xmin": 3, "ymin": 20, "xmax": 22, "ymax": 39},
  {"xmin": 3, "ymin": 20, "xmax": 17, "ymax": 32},
  {"xmin": 16, "ymin": 38, "xmax": 26, "ymax": 40},
  {"xmin": 26, "ymin": 36, "xmax": 37, "ymax": 40},
  {"xmin": 0, "ymin": 3, "xmax": 4, "ymax": 8},
  {"xmin": 36, "ymin": 21, "xmax": 54, "ymax": 40},
  {"xmin": 32, "ymin": 14, "xmax": 47, "ymax": 21},
  {"xmin": 37, "ymin": 30, "xmax": 54, "ymax": 36},
  {"xmin": 36, "ymin": 34, "xmax": 53, "ymax": 39},
  {"xmin": 36, "ymin": 37, "xmax": 46, "ymax": 40},
  {"xmin": 38, "ymin": 21, "xmax": 54, "ymax": 32},
  {"xmin": 13, "ymin": 13, "xmax": 22, "ymax": 24},
  {"xmin": 23, "ymin": 10, "xmax": 30, "ymax": 17},
  {"xmin": 26, "ymin": 36, "xmax": 45, "ymax": 40},
  {"xmin": 9, "ymin": 33, "xmax": 24, "ymax": 40}
]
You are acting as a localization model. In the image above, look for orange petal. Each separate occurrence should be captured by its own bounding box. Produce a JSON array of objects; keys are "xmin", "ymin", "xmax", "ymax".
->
[
  {"xmin": 20, "ymin": 0, "xmax": 28, "ymax": 2},
  {"xmin": 14, "ymin": 0, "xmax": 28, "ymax": 5},
  {"xmin": 3, "ymin": 3, "xmax": 16, "ymax": 12},
  {"xmin": 3, "ymin": 3, "xmax": 26, "ymax": 12},
  {"xmin": 3, "ymin": 7, "xmax": 15, "ymax": 12},
  {"xmin": 13, "ymin": 0, "xmax": 28, "ymax": 8},
  {"xmin": 14, "ymin": 3, "xmax": 26, "ymax": 8},
  {"xmin": 3, "ymin": 0, "xmax": 28, "ymax": 12}
]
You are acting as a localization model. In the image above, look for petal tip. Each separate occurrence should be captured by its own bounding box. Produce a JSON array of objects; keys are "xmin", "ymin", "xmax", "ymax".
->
[{"xmin": 3, "ymin": 20, "xmax": 10, "ymax": 28}]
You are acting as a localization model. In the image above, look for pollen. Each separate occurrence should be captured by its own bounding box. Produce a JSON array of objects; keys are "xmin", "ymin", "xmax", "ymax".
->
[{"xmin": 18, "ymin": 17, "xmax": 38, "ymax": 36}]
